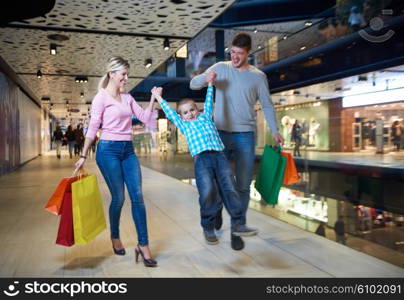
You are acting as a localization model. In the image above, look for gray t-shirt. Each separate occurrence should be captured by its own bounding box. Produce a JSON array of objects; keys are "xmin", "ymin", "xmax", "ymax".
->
[{"xmin": 190, "ymin": 61, "xmax": 279, "ymax": 134}]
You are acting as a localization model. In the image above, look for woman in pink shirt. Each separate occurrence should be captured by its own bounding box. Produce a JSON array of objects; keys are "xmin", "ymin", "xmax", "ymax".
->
[{"xmin": 75, "ymin": 57, "xmax": 157, "ymax": 267}]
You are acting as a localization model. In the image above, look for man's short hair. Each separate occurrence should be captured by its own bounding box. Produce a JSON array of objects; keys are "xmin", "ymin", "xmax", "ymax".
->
[
  {"xmin": 177, "ymin": 98, "xmax": 196, "ymax": 114},
  {"xmin": 232, "ymin": 33, "xmax": 252, "ymax": 51}
]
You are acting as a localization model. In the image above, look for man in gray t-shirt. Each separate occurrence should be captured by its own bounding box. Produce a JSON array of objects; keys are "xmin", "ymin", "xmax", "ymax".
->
[{"xmin": 190, "ymin": 33, "xmax": 284, "ymax": 238}]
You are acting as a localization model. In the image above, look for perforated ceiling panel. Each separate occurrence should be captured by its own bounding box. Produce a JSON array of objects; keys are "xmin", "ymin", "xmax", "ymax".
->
[
  {"xmin": 0, "ymin": 0, "xmax": 235, "ymax": 120},
  {"xmin": 1, "ymin": 28, "xmax": 186, "ymax": 76},
  {"xmin": 12, "ymin": 0, "xmax": 231, "ymax": 37}
]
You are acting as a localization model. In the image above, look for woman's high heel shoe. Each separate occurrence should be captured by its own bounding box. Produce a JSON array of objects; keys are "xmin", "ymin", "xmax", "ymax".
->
[
  {"xmin": 112, "ymin": 247, "xmax": 126, "ymax": 256},
  {"xmin": 111, "ymin": 239, "xmax": 126, "ymax": 255},
  {"xmin": 135, "ymin": 245, "xmax": 157, "ymax": 267}
]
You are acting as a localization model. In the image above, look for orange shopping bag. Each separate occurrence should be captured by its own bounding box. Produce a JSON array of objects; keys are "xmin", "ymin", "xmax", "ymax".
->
[
  {"xmin": 280, "ymin": 152, "xmax": 300, "ymax": 185},
  {"xmin": 44, "ymin": 176, "xmax": 80, "ymax": 215}
]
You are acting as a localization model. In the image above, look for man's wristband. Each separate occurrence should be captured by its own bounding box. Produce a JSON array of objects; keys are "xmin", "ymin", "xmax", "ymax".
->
[{"xmin": 80, "ymin": 155, "xmax": 87, "ymax": 159}]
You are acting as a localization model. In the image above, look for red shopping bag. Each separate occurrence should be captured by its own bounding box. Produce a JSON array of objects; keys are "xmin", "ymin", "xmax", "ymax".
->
[
  {"xmin": 45, "ymin": 176, "xmax": 80, "ymax": 215},
  {"xmin": 56, "ymin": 188, "xmax": 75, "ymax": 247},
  {"xmin": 280, "ymin": 152, "xmax": 300, "ymax": 185}
]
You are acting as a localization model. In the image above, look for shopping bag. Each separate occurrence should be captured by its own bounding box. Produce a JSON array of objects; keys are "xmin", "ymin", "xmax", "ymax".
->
[
  {"xmin": 281, "ymin": 151, "xmax": 300, "ymax": 185},
  {"xmin": 254, "ymin": 145, "xmax": 287, "ymax": 205},
  {"xmin": 72, "ymin": 174, "xmax": 106, "ymax": 244},
  {"xmin": 56, "ymin": 187, "xmax": 75, "ymax": 247},
  {"xmin": 44, "ymin": 177, "xmax": 76, "ymax": 215}
]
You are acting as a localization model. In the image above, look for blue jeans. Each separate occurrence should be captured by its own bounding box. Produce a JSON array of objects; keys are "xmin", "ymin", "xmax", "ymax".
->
[
  {"xmin": 96, "ymin": 140, "xmax": 149, "ymax": 246},
  {"xmin": 218, "ymin": 131, "xmax": 255, "ymax": 219},
  {"xmin": 68, "ymin": 141, "xmax": 75, "ymax": 156},
  {"xmin": 194, "ymin": 151, "xmax": 243, "ymax": 231}
]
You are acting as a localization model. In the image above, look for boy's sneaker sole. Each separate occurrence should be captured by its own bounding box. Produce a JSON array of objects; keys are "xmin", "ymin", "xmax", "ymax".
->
[{"xmin": 232, "ymin": 227, "xmax": 259, "ymax": 237}]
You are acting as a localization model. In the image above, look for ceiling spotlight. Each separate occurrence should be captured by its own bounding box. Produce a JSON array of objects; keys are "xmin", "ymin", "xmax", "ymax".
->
[
  {"xmin": 305, "ymin": 21, "xmax": 313, "ymax": 26},
  {"xmin": 253, "ymin": 28, "xmax": 258, "ymax": 33},
  {"xmin": 283, "ymin": 35, "xmax": 288, "ymax": 40},
  {"xmin": 300, "ymin": 46, "xmax": 307, "ymax": 51},
  {"xmin": 37, "ymin": 70, "xmax": 42, "ymax": 79},
  {"xmin": 80, "ymin": 92, "xmax": 84, "ymax": 98},
  {"xmin": 75, "ymin": 76, "xmax": 88, "ymax": 83},
  {"xmin": 50, "ymin": 43, "xmax": 57, "ymax": 55},
  {"xmin": 257, "ymin": 45, "xmax": 262, "ymax": 49},
  {"xmin": 163, "ymin": 38, "xmax": 170, "ymax": 51},
  {"xmin": 145, "ymin": 58, "xmax": 152, "ymax": 68}
]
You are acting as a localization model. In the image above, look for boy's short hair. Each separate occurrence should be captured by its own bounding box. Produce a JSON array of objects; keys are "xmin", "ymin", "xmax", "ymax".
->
[
  {"xmin": 177, "ymin": 98, "xmax": 196, "ymax": 114},
  {"xmin": 232, "ymin": 33, "xmax": 252, "ymax": 51}
]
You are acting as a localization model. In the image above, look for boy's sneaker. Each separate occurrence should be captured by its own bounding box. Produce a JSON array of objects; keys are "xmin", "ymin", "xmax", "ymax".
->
[
  {"xmin": 231, "ymin": 233, "xmax": 244, "ymax": 250},
  {"xmin": 232, "ymin": 225, "xmax": 259, "ymax": 237},
  {"xmin": 204, "ymin": 231, "xmax": 219, "ymax": 245}
]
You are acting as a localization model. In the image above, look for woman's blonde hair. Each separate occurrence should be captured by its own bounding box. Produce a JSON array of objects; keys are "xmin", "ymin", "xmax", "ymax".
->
[{"xmin": 98, "ymin": 56, "xmax": 130, "ymax": 90}]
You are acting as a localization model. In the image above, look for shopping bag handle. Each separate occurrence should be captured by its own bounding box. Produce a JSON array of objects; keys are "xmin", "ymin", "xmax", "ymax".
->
[{"xmin": 72, "ymin": 168, "xmax": 87, "ymax": 179}]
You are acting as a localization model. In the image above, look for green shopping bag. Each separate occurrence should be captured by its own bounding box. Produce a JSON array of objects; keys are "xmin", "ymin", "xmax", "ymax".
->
[
  {"xmin": 255, "ymin": 145, "xmax": 287, "ymax": 205},
  {"xmin": 72, "ymin": 174, "xmax": 106, "ymax": 244}
]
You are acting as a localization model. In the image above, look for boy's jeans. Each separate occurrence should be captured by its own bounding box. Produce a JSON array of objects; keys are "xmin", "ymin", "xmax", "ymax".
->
[
  {"xmin": 96, "ymin": 140, "xmax": 149, "ymax": 246},
  {"xmin": 194, "ymin": 150, "xmax": 244, "ymax": 232}
]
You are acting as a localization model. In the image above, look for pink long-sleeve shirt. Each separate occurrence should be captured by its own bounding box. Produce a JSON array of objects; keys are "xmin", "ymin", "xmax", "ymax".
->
[{"xmin": 86, "ymin": 88, "xmax": 153, "ymax": 141}]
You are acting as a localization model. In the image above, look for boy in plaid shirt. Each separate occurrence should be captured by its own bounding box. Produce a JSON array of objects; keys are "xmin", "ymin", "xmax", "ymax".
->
[{"xmin": 151, "ymin": 72, "xmax": 254, "ymax": 250}]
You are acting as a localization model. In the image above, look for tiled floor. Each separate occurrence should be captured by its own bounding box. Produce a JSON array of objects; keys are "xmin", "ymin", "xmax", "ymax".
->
[
  {"xmin": 138, "ymin": 151, "xmax": 404, "ymax": 268},
  {"xmin": 0, "ymin": 150, "xmax": 403, "ymax": 278}
]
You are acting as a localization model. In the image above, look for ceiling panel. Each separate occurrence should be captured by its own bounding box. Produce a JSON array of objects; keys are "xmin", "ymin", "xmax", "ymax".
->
[
  {"xmin": 0, "ymin": 28, "xmax": 186, "ymax": 76},
  {"xmin": 12, "ymin": 0, "xmax": 231, "ymax": 37},
  {"xmin": 0, "ymin": 0, "xmax": 235, "ymax": 120}
]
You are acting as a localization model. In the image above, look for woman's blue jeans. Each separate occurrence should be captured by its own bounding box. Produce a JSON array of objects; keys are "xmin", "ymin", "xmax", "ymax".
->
[{"xmin": 96, "ymin": 140, "xmax": 149, "ymax": 246}]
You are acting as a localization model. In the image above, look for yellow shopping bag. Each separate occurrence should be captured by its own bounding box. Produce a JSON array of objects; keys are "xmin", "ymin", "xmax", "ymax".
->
[{"xmin": 72, "ymin": 174, "xmax": 106, "ymax": 244}]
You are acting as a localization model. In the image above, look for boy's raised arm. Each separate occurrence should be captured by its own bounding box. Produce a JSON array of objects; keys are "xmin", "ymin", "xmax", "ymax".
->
[
  {"xmin": 202, "ymin": 72, "xmax": 216, "ymax": 119},
  {"xmin": 151, "ymin": 87, "xmax": 185, "ymax": 132}
]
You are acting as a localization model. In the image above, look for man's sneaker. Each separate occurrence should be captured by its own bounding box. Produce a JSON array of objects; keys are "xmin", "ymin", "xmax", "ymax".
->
[
  {"xmin": 204, "ymin": 231, "xmax": 219, "ymax": 245},
  {"xmin": 232, "ymin": 225, "xmax": 259, "ymax": 237},
  {"xmin": 214, "ymin": 213, "xmax": 223, "ymax": 230},
  {"xmin": 231, "ymin": 233, "xmax": 244, "ymax": 250}
]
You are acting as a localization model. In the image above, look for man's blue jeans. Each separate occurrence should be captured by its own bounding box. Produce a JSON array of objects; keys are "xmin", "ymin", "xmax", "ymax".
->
[
  {"xmin": 218, "ymin": 131, "xmax": 255, "ymax": 219},
  {"xmin": 194, "ymin": 151, "xmax": 244, "ymax": 231},
  {"xmin": 96, "ymin": 140, "xmax": 149, "ymax": 246}
]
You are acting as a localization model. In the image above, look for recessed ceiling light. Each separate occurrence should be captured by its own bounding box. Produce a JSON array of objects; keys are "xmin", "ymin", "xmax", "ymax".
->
[
  {"xmin": 50, "ymin": 43, "xmax": 57, "ymax": 55},
  {"xmin": 163, "ymin": 38, "xmax": 170, "ymax": 51},
  {"xmin": 145, "ymin": 58, "xmax": 152, "ymax": 68}
]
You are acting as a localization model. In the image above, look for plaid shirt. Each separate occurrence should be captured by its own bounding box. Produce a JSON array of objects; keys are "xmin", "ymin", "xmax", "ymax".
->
[{"xmin": 159, "ymin": 86, "xmax": 224, "ymax": 157}]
